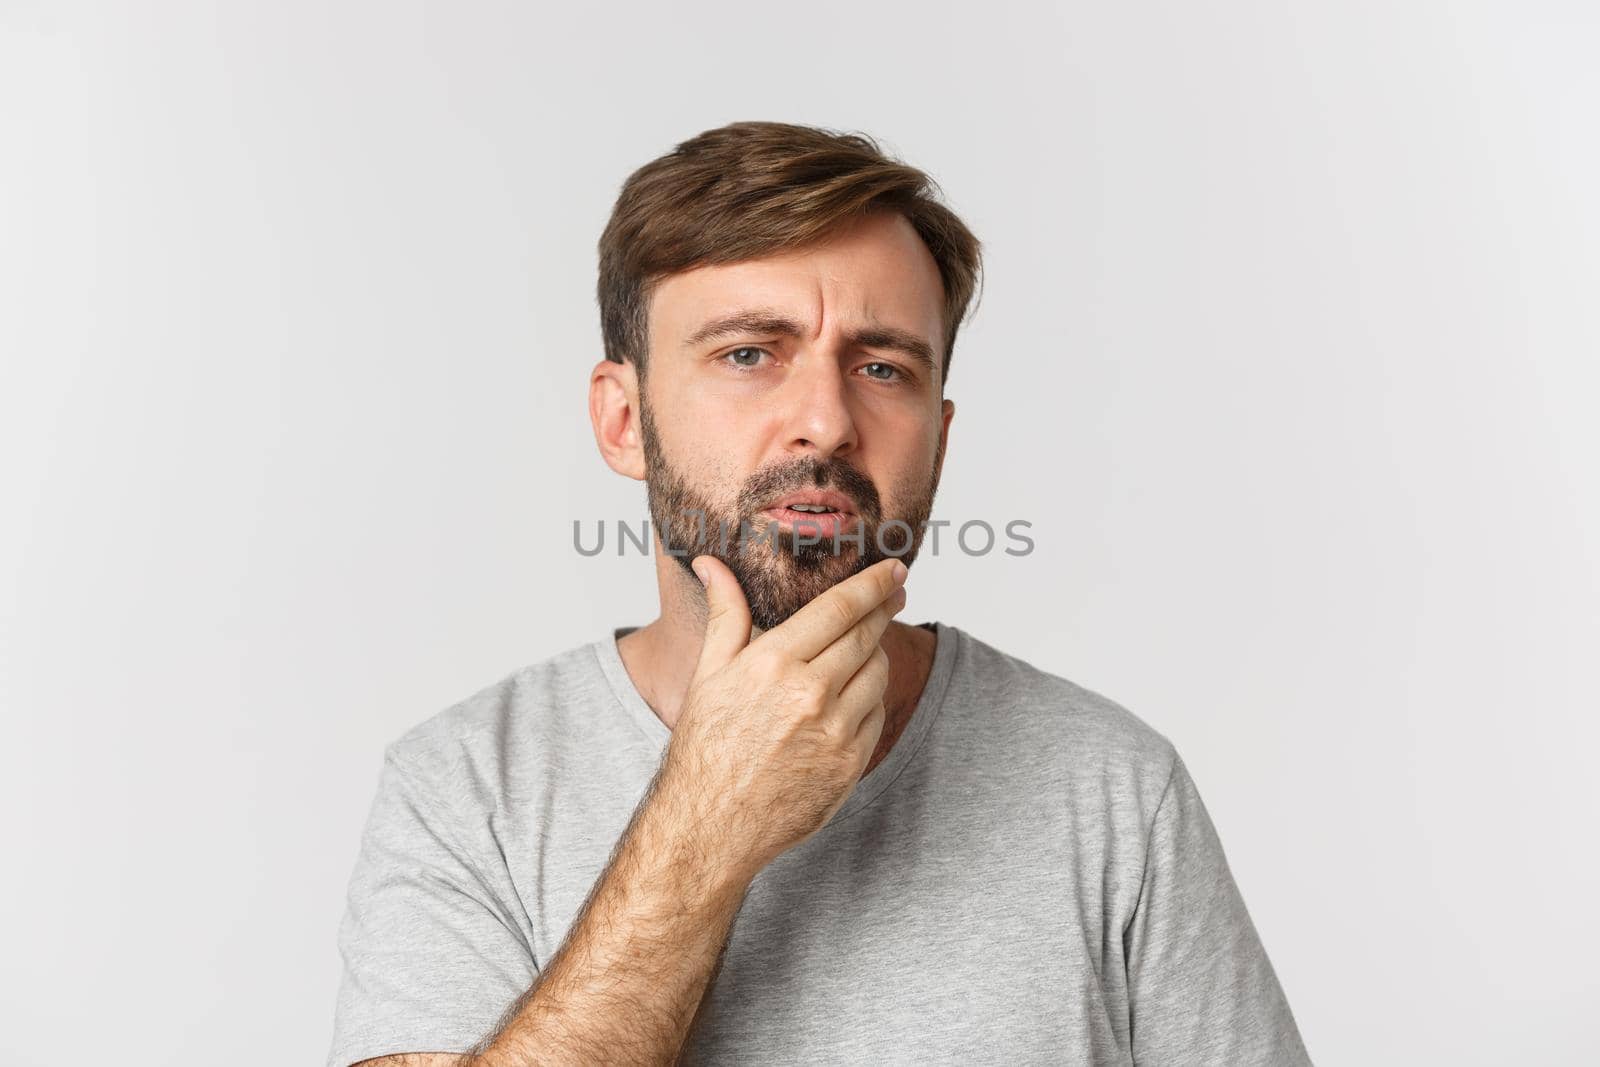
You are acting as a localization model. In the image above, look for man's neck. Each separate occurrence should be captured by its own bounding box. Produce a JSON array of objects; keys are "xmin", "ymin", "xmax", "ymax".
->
[{"xmin": 614, "ymin": 568, "xmax": 937, "ymax": 778}]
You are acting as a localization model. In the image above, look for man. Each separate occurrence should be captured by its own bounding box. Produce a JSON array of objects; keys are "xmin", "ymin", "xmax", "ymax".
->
[{"xmin": 327, "ymin": 121, "xmax": 1311, "ymax": 1066}]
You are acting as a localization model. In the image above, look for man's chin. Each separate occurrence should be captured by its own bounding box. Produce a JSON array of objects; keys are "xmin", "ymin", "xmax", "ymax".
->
[
  {"xmin": 731, "ymin": 544, "xmax": 872, "ymax": 631},
  {"xmin": 749, "ymin": 543, "xmax": 868, "ymax": 580}
]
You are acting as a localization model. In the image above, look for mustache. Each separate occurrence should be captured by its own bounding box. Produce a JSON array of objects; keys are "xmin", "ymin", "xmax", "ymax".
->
[{"xmin": 736, "ymin": 456, "xmax": 882, "ymax": 521}]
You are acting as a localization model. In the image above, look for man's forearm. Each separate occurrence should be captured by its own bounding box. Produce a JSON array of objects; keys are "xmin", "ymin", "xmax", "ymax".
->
[{"xmin": 468, "ymin": 774, "xmax": 755, "ymax": 1066}]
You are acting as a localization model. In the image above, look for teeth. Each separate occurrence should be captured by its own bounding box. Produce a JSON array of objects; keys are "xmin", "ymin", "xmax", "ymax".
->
[{"xmin": 789, "ymin": 504, "xmax": 837, "ymax": 513}]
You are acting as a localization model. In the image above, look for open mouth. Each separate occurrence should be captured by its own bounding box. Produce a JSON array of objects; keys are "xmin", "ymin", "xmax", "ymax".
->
[
  {"xmin": 759, "ymin": 490, "xmax": 860, "ymax": 539},
  {"xmin": 761, "ymin": 506, "xmax": 858, "ymax": 537}
]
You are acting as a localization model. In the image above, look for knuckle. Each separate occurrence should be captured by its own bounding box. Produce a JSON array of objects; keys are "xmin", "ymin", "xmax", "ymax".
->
[
  {"xmin": 848, "ymin": 623, "xmax": 876, "ymax": 661},
  {"xmin": 824, "ymin": 715, "xmax": 856, "ymax": 750},
  {"xmin": 746, "ymin": 643, "xmax": 785, "ymax": 680},
  {"xmin": 780, "ymin": 672, "xmax": 826, "ymax": 713},
  {"xmin": 868, "ymin": 651, "xmax": 890, "ymax": 689},
  {"xmin": 798, "ymin": 668, "xmax": 831, "ymax": 701}
]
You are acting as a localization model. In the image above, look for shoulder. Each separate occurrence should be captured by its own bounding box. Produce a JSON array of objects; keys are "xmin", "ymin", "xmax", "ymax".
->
[
  {"xmin": 943, "ymin": 624, "xmax": 1179, "ymax": 802},
  {"xmin": 379, "ymin": 638, "xmax": 614, "ymax": 797}
]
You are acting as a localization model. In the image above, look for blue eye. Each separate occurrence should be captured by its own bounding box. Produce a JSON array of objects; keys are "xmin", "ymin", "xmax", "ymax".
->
[
  {"xmin": 724, "ymin": 346, "xmax": 768, "ymax": 369},
  {"xmin": 861, "ymin": 362, "xmax": 901, "ymax": 381}
]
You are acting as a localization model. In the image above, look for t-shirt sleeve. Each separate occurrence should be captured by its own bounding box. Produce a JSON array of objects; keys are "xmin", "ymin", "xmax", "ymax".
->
[
  {"xmin": 1122, "ymin": 751, "xmax": 1312, "ymax": 1065},
  {"xmin": 327, "ymin": 747, "xmax": 539, "ymax": 1067}
]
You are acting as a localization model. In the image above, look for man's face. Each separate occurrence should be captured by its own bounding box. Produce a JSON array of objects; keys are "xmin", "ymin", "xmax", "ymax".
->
[{"xmin": 637, "ymin": 210, "xmax": 954, "ymax": 631}]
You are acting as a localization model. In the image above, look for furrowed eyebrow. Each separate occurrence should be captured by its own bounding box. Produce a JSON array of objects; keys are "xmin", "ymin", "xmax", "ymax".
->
[
  {"xmin": 684, "ymin": 310, "xmax": 807, "ymax": 349},
  {"xmin": 850, "ymin": 325, "xmax": 937, "ymax": 378},
  {"xmin": 684, "ymin": 308, "xmax": 939, "ymax": 381}
]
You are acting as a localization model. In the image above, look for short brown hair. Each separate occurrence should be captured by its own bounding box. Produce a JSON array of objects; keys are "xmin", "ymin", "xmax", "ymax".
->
[{"xmin": 597, "ymin": 121, "xmax": 982, "ymax": 386}]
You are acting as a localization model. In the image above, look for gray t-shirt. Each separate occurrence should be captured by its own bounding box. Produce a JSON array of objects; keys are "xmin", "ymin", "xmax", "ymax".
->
[{"xmin": 328, "ymin": 622, "xmax": 1310, "ymax": 1066}]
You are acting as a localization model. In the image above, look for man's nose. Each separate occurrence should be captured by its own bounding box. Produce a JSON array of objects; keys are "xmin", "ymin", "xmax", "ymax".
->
[{"xmin": 778, "ymin": 354, "xmax": 858, "ymax": 460}]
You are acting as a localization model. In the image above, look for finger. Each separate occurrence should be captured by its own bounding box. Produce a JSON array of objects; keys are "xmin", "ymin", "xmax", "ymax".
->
[
  {"xmin": 834, "ymin": 643, "xmax": 891, "ymax": 732},
  {"xmin": 756, "ymin": 557, "xmax": 907, "ymax": 663},
  {"xmin": 690, "ymin": 555, "xmax": 751, "ymax": 683},
  {"xmin": 809, "ymin": 584, "xmax": 905, "ymax": 693},
  {"xmin": 853, "ymin": 702, "xmax": 888, "ymax": 765}
]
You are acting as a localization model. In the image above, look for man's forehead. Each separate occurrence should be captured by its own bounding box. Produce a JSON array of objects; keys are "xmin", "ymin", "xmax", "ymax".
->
[{"xmin": 648, "ymin": 225, "xmax": 945, "ymax": 355}]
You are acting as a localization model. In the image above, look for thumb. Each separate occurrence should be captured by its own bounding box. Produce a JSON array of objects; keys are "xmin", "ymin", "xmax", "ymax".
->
[{"xmin": 690, "ymin": 555, "xmax": 751, "ymax": 682}]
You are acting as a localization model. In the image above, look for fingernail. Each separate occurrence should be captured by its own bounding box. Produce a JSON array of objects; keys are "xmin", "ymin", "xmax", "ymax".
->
[
  {"xmin": 891, "ymin": 560, "xmax": 908, "ymax": 584},
  {"xmin": 691, "ymin": 559, "xmax": 707, "ymax": 586}
]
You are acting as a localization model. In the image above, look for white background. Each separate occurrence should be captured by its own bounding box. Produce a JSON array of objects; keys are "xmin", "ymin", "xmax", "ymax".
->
[{"xmin": 3, "ymin": 2, "xmax": 1596, "ymax": 1063}]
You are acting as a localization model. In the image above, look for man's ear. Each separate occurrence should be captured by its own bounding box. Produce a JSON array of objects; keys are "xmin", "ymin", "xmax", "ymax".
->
[
  {"xmin": 589, "ymin": 358, "xmax": 646, "ymax": 481},
  {"xmin": 935, "ymin": 397, "xmax": 955, "ymax": 482}
]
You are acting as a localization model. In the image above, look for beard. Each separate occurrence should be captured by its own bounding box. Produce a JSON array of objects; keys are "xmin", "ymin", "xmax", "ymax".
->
[{"xmin": 639, "ymin": 395, "xmax": 943, "ymax": 632}]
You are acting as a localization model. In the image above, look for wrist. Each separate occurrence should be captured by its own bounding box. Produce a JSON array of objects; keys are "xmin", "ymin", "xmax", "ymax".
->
[{"xmin": 633, "ymin": 771, "xmax": 759, "ymax": 908}]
